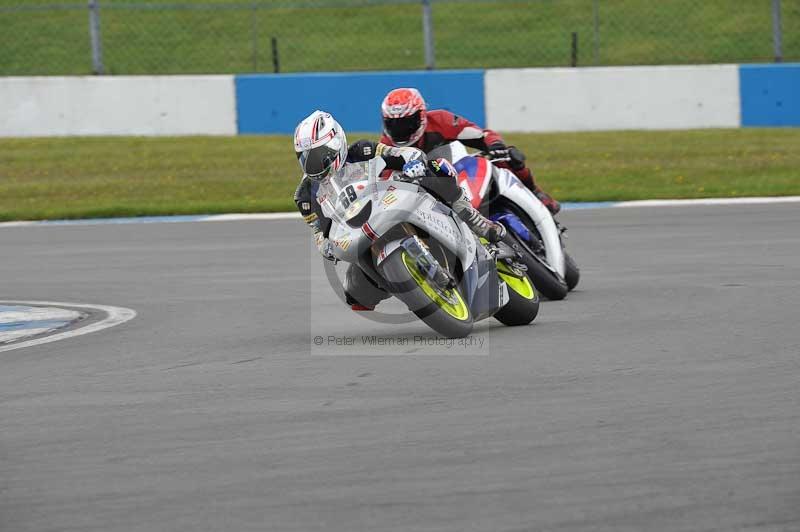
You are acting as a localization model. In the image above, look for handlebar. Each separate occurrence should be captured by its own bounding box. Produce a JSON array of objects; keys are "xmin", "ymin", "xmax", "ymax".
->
[{"xmin": 475, "ymin": 151, "xmax": 511, "ymax": 163}]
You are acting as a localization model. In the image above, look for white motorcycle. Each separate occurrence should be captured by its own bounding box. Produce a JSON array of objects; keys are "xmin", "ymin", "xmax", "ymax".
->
[
  {"xmin": 318, "ymin": 157, "xmax": 540, "ymax": 338},
  {"xmin": 428, "ymin": 142, "xmax": 580, "ymax": 300}
]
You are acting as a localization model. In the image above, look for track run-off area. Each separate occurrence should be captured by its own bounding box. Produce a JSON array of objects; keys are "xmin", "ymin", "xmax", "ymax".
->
[{"xmin": 1, "ymin": 202, "xmax": 798, "ymax": 531}]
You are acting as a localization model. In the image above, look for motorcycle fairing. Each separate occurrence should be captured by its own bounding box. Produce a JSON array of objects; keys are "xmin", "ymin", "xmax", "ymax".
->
[
  {"xmin": 492, "ymin": 167, "xmax": 565, "ymax": 277},
  {"xmin": 319, "ymin": 158, "xmax": 505, "ymax": 316},
  {"xmin": 454, "ymin": 156, "xmax": 492, "ymax": 209}
]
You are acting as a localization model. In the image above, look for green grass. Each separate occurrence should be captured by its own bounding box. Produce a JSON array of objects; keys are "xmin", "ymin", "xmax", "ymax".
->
[
  {"xmin": 0, "ymin": 0, "xmax": 797, "ymax": 75},
  {"xmin": 1, "ymin": 129, "xmax": 798, "ymax": 221}
]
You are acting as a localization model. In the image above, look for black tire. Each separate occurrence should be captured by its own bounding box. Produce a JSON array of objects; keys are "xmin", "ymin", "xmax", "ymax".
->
[
  {"xmin": 520, "ymin": 254, "xmax": 568, "ymax": 300},
  {"xmin": 564, "ymin": 252, "xmax": 580, "ymax": 291},
  {"xmin": 502, "ymin": 230, "xmax": 568, "ymax": 301},
  {"xmin": 494, "ymin": 269, "xmax": 540, "ymax": 326},
  {"xmin": 379, "ymin": 250, "xmax": 474, "ymax": 338}
]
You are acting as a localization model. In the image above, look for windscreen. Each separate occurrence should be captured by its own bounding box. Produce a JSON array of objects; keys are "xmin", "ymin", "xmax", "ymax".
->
[{"xmin": 318, "ymin": 160, "xmax": 379, "ymax": 223}]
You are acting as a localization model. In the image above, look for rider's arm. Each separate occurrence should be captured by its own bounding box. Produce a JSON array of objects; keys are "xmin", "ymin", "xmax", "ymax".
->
[
  {"xmin": 377, "ymin": 143, "xmax": 426, "ymax": 171},
  {"xmin": 426, "ymin": 109, "xmax": 504, "ymax": 151},
  {"xmin": 348, "ymin": 139, "xmax": 426, "ymax": 172},
  {"xmin": 294, "ymin": 176, "xmax": 325, "ymax": 232},
  {"xmin": 294, "ymin": 176, "xmax": 334, "ymax": 259}
]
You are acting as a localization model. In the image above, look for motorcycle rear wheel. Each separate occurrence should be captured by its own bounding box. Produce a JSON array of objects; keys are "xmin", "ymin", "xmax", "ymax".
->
[{"xmin": 494, "ymin": 262, "xmax": 540, "ymax": 326}]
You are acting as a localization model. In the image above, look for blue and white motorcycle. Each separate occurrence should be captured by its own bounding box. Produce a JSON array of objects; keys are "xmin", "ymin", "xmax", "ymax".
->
[{"xmin": 429, "ymin": 142, "xmax": 580, "ymax": 300}]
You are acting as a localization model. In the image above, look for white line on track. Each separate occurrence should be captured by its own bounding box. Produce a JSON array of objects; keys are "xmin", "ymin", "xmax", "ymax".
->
[
  {"xmin": 615, "ymin": 196, "xmax": 800, "ymax": 208},
  {"xmin": 0, "ymin": 212, "xmax": 301, "ymax": 228},
  {"xmin": 201, "ymin": 212, "xmax": 300, "ymax": 222},
  {"xmin": 0, "ymin": 301, "xmax": 136, "ymax": 353},
  {"xmin": 1, "ymin": 196, "xmax": 799, "ymax": 229}
]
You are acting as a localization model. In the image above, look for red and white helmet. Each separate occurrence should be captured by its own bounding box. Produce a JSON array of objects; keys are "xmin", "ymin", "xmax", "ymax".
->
[
  {"xmin": 293, "ymin": 110, "xmax": 348, "ymax": 181},
  {"xmin": 381, "ymin": 88, "xmax": 427, "ymax": 147}
]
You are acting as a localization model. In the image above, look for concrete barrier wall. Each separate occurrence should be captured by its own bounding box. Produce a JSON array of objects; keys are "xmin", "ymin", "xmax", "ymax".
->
[
  {"xmin": 0, "ymin": 64, "xmax": 797, "ymax": 137},
  {"xmin": 0, "ymin": 76, "xmax": 237, "ymax": 137},
  {"xmin": 739, "ymin": 64, "xmax": 800, "ymax": 127},
  {"xmin": 484, "ymin": 65, "xmax": 741, "ymax": 132},
  {"xmin": 235, "ymin": 70, "xmax": 485, "ymax": 134}
]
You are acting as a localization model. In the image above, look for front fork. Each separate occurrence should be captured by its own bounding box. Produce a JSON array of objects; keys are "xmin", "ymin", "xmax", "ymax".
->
[{"xmin": 401, "ymin": 235, "xmax": 456, "ymax": 291}]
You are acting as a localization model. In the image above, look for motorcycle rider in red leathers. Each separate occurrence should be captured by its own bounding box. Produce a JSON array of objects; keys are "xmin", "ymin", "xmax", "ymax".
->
[{"xmin": 379, "ymin": 87, "xmax": 561, "ymax": 215}]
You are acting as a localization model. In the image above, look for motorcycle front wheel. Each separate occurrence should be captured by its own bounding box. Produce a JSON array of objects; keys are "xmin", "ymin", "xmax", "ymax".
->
[
  {"xmin": 379, "ymin": 250, "xmax": 474, "ymax": 339},
  {"xmin": 564, "ymin": 252, "xmax": 580, "ymax": 291},
  {"xmin": 502, "ymin": 228, "xmax": 569, "ymax": 301}
]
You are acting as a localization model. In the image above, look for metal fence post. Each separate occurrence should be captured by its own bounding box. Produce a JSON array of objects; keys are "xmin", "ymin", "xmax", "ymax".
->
[
  {"xmin": 592, "ymin": 0, "xmax": 600, "ymax": 65},
  {"xmin": 251, "ymin": 2, "xmax": 258, "ymax": 71},
  {"xmin": 571, "ymin": 32, "xmax": 578, "ymax": 67},
  {"xmin": 772, "ymin": 0, "xmax": 783, "ymax": 63},
  {"xmin": 271, "ymin": 37, "xmax": 280, "ymax": 73},
  {"xmin": 422, "ymin": 0, "xmax": 435, "ymax": 70},
  {"xmin": 88, "ymin": 0, "xmax": 105, "ymax": 74}
]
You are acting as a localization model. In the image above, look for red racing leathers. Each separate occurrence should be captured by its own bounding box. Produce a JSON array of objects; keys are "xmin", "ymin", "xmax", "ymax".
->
[{"xmin": 380, "ymin": 109, "xmax": 560, "ymax": 214}]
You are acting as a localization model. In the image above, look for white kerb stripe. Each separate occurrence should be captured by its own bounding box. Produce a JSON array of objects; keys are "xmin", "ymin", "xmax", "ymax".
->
[
  {"xmin": 0, "ymin": 301, "xmax": 136, "ymax": 353},
  {"xmin": 616, "ymin": 196, "xmax": 800, "ymax": 208},
  {"xmin": 201, "ymin": 212, "xmax": 301, "ymax": 222}
]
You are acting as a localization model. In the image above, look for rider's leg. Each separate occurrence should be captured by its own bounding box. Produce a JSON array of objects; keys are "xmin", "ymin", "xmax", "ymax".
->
[
  {"xmin": 417, "ymin": 174, "xmax": 506, "ymax": 243},
  {"xmin": 343, "ymin": 263, "xmax": 389, "ymax": 311},
  {"xmin": 451, "ymin": 191, "xmax": 506, "ymax": 243},
  {"xmin": 512, "ymin": 166, "xmax": 561, "ymax": 215}
]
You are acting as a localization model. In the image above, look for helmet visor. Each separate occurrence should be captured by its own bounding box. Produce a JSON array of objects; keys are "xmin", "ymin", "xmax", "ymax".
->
[
  {"xmin": 383, "ymin": 111, "xmax": 421, "ymax": 145},
  {"xmin": 297, "ymin": 144, "xmax": 340, "ymax": 180}
]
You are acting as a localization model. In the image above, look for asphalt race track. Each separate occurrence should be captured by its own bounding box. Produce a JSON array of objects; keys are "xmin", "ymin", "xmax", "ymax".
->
[{"xmin": 1, "ymin": 203, "xmax": 798, "ymax": 532}]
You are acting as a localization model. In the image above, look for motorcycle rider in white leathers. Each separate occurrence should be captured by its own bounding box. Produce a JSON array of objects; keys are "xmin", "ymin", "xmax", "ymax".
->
[{"xmin": 293, "ymin": 110, "xmax": 506, "ymax": 310}]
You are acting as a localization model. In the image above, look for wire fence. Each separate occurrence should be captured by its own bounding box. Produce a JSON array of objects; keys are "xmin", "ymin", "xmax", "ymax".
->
[{"xmin": 0, "ymin": 0, "xmax": 796, "ymax": 76}]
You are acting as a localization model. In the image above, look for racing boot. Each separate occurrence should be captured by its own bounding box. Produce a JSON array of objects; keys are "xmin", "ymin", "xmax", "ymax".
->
[
  {"xmin": 344, "ymin": 264, "xmax": 388, "ymax": 311},
  {"xmin": 533, "ymin": 186, "xmax": 561, "ymax": 216},
  {"xmin": 514, "ymin": 166, "xmax": 561, "ymax": 215},
  {"xmin": 451, "ymin": 191, "xmax": 506, "ymax": 243}
]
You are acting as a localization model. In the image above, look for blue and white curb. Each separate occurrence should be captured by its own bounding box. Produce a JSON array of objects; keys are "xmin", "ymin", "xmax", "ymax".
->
[
  {"xmin": 0, "ymin": 301, "xmax": 137, "ymax": 353},
  {"xmin": 0, "ymin": 305, "xmax": 83, "ymax": 344},
  {"xmin": 1, "ymin": 196, "xmax": 799, "ymax": 229}
]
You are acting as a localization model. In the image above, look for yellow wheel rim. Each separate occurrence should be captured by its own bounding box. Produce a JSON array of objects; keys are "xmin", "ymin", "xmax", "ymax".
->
[
  {"xmin": 497, "ymin": 261, "xmax": 536, "ymax": 300},
  {"xmin": 401, "ymin": 251, "xmax": 470, "ymax": 321}
]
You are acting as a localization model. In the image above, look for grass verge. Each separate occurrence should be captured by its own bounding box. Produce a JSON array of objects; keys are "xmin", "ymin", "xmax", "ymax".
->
[{"xmin": 1, "ymin": 128, "xmax": 798, "ymax": 221}]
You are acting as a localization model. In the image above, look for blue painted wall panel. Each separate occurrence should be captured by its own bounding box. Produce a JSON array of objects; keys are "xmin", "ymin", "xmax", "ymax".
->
[
  {"xmin": 235, "ymin": 70, "xmax": 485, "ymax": 134},
  {"xmin": 740, "ymin": 64, "xmax": 800, "ymax": 127}
]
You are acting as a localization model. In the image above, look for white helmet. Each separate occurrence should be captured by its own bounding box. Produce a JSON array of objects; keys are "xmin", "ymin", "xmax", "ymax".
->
[{"xmin": 293, "ymin": 110, "xmax": 348, "ymax": 181}]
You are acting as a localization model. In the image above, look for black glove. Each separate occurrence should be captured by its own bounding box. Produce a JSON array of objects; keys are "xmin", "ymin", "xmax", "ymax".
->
[
  {"xmin": 488, "ymin": 142, "xmax": 526, "ymax": 170},
  {"xmin": 347, "ymin": 140, "xmax": 377, "ymax": 162},
  {"xmin": 487, "ymin": 141, "xmax": 510, "ymax": 161},
  {"xmin": 507, "ymin": 146, "xmax": 526, "ymax": 170}
]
